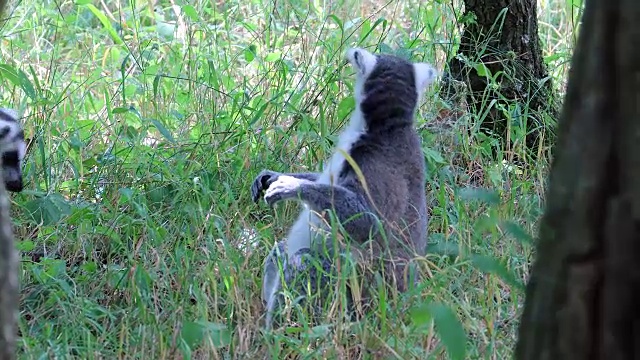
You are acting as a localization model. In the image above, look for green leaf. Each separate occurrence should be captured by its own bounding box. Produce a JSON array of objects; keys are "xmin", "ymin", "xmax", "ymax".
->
[
  {"xmin": 378, "ymin": 43, "xmax": 393, "ymax": 54},
  {"xmin": 487, "ymin": 165, "xmax": 504, "ymax": 188},
  {"xmin": 81, "ymin": 261, "xmax": 98, "ymax": 273},
  {"xmin": 150, "ymin": 119, "xmax": 175, "ymax": 143},
  {"xmin": 119, "ymin": 188, "xmax": 134, "ymax": 201},
  {"xmin": 134, "ymin": 266, "xmax": 151, "ymax": 294},
  {"xmin": 327, "ymin": 14, "xmax": 343, "ymax": 33},
  {"xmin": 0, "ymin": 64, "xmax": 36, "ymax": 100},
  {"xmin": 474, "ymin": 63, "xmax": 491, "ymax": 78},
  {"xmin": 423, "ymin": 146, "xmax": 446, "ymax": 165},
  {"xmin": 82, "ymin": 4, "xmax": 124, "ymax": 45},
  {"xmin": 244, "ymin": 45, "xmax": 257, "ymax": 62},
  {"xmin": 409, "ymin": 303, "xmax": 432, "ymax": 328},
  {"xmin": 17, "ymin": 67, "xmax": 36, "ymax": 100},
  {"xmin": 336, "ymin": 96, "xmax": 354, "ymax": 120},
  {"xmin": 182, "ymin": 5, "xmax": 198, "ymax": 21},
  {"xmin": 545, "ymin": 53, "xmax": 561, "ymax": 63},
  {"xmin": 471, "ymin": 254, "xmax": 524, "ymax": 291},
  {"xmin": 0, "ymin": 64, "xmax": 20, "ymax": 85},
  {"xmin": 300, "ymin": 324, "xmax": 332, "ymax": 340},
  {"xmin": 65, "ymin": 206, "xmax": 96, "ymax": 225},
  {"xmin": 422, "ymin": 2, "xmax": 441, "ymax": 28},
  {"xmin": 180, "ymin": 321, "xmax": 232, "ymax": 350},
  {"xmin": 112, "ymin": 107, "xmax": 129, "ymax": 114},
  {"xmin": 500, "ymin": 220, "xmax": 534, "ymax": 246},
  {"xmin": 24, "ymin": 194, "xmax": 74, "ymax": 226},
  {"xmin": 16, "ymin": 240, "xmax": 35, "ymax": 252},
  {"xmin": 146, "ymin": 184, "xmax": 175, "ymax": 204},
  {"xmin": 427, "ymin": 238, "xmax": 460, "ymax": 257},
  {"xmin": 429, "ymin": 303, "xmax": 467, "ymax": 360},
  {"xmin": 264, "ymin": 52, "xmax": 281, "ymax": 62},
  {"xmin": 458, "ymin": 187, "xmax": 501, "ymax": 205},
  {"xmin": 153, "ymin": 74, "xmax": 161, "ymax": 98},
  {"xmin": 248, "ymin": 100, "xmax": 269, "ymax": 127}
]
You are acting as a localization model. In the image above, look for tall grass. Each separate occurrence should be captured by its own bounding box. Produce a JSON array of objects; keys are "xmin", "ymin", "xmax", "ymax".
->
[{"xmin": 0, "ymin": 0, "xmax": 582, "ymax": 358}]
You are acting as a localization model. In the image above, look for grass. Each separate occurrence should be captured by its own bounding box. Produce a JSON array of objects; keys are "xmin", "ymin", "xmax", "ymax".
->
[{"xmin": 1, "ymin": 0, "xmax": 583, "ymax": 358}]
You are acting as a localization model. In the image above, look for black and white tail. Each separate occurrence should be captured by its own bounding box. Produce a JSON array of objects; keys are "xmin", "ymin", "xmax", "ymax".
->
[{"xmin": 0, "ymin": 108, "xmax": 25, "ymax": 192}]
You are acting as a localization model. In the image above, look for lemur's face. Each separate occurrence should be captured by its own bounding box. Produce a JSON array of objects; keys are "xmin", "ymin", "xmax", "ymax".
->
[{"xmin": 0, "ymin": 108, "xmax": 26, "ymax": 193}]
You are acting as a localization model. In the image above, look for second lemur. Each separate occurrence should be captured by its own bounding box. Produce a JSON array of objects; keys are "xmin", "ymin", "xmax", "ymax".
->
[
  {"xmin": 0, "ymin": 108, "xmax": 26, "ymax": 193},
  {"xmin": 252, "ymin": 48, "xmax": 437, "ymax": 327}
]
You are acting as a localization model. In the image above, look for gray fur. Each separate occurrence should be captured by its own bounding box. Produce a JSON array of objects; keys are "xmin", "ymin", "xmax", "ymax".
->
[
  {"xmin": 252, "ymin": 48, "xmax": 437, "ymax": 327},
  {"xmin": 262, "ymin": 240, "xmax": 355, "ymax": 327}
]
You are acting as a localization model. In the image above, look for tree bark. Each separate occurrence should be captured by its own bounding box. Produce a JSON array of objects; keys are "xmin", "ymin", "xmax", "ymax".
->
[
  {"xmin": 0, "ymin": 175, "xmax": 17, "ymax": 360},
  {"xmin": 0, "ymin": 3, "xmax": 19, "ymax": 359},
  {"xmin": 443, "ymin": 0, "xmax": 557, "ymax": 153},
  {"xmin": 515, "ymin": 0, "xmax": 640, "ymax": 358}
]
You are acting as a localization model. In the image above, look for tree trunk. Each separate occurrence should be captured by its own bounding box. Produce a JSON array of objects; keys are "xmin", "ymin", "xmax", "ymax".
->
[
  {"xmin": 443, "ymin": 0, "xmax": 557, "ymax": 154},
  {"xmin": 0, "ymin": 175, "xmax": 17, "ymax": 360},
  {"xmin": 515, "ymin": 0, "xmax": 640, "ymax": 358}
]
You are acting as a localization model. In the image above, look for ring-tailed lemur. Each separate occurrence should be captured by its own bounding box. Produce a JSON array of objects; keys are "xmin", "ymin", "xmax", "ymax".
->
[
  {"xmin": 0, "ymin": 108, "xmax": 26, "ymax": 193},
  {"xmin": 252, "ymin": 48, "xmax": 438, "ymax": 328}
]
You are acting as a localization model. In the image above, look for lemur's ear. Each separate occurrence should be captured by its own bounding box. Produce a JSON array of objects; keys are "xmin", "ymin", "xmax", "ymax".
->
[
  {"xmin": 413, "ymin": 63, "xmax": 439, "ymax": 93},
  {"xmin": 346, "ymin": 48, "xmax": 377, "ymax": 77}
]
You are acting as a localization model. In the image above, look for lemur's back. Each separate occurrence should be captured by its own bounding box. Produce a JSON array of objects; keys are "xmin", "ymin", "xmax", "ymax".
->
[
  {"xmin": 331, "ymin": 50, "xmax": 434, "ymax": 291},
  {"xmin": 335, "ymin": 122, "xmax": 427, "ymax": 291}
]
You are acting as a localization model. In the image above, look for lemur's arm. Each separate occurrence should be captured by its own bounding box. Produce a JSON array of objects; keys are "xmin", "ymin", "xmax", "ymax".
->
[
  {"xmin": 251, "ymin": 169, "xmax": 320, "ymax": 203},
  {"xmin": 264, "ymin": 175, "xmax": 379, "ymax": 241},
  {"xmin": 282, "ymin": 172, "xmax": 320, "ymax": 181}
]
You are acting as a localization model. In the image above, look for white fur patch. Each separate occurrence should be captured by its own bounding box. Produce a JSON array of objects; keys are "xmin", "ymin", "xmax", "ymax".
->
[
  {"xmin": 283, "ymin": 103, "xmax": 366, "ymax": 257},
  {"xmin": 317, "ymin": 47, "xmax": 373, "ymax": 185},
  {"xmin": 285, "ymin": 206, "xmax": 319, "ymax": 257},
  {"xmin": 346, "ymin": 48, "xmax": 377, "ymax": 104},
  {"xmin": 317, "ymin": 112, "xmax": 364, "ymax": 185},
  {"xmin": 283, "ymin": 49, "xmax": 372, "ymax": 258},
  {"xmin": 413, "ymin": 62, "xmax": 439, "ymax": 101},
  {"xmin": 346, "ymin": 48, "xmax": 377, "ymax": 78}
]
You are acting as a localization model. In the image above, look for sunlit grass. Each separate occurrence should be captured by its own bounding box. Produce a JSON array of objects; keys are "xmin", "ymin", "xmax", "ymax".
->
[{"xmin": 1, "ymin": 0, "xmax": 580, "ymax": 358}]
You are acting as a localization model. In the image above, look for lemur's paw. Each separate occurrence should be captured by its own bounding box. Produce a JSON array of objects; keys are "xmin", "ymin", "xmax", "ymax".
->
[
  {"xmin": 250, "ymin": 169, "xmax": 280, "ymax": 203},
  {"xmin": 264, "ymin": 175, "xmax": 309, "ymax": 207}
]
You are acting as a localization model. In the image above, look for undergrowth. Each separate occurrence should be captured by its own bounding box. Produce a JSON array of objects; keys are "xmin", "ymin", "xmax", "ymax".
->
[{"xmin": 0, "ymin": 0, "xmax": 583, "ymax": 358}]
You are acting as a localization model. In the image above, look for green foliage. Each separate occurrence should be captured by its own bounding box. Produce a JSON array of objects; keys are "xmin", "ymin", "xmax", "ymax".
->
[{"xmin": 0, "ymin": 0, "xmax": 580, "ymax": 358}]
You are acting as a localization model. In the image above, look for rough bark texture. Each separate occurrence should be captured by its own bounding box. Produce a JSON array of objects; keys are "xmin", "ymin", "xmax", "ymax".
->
[
  {"xmin": 0, "ymin": 175, "xmax": 17, "ymax": 360},
  {"xmin": 443, "ymin": 0, "xmax": 557, "ymax": 153},
  {"xmin": 515, "ymin": 0, "xmax": 640, "ymax": 358},
  {"xmin": 0, "ymin": 3, "xmax": 18, "ymax": 360}
]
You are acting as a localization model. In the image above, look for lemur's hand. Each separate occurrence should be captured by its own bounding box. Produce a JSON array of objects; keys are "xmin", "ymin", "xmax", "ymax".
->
[
  {"xmin": 264, "ymin": 175, "xmax": 310, "ymax": 207},
  {"xmin": 251, "ymin": 169, "xmax": 281, "ymax": 203}
]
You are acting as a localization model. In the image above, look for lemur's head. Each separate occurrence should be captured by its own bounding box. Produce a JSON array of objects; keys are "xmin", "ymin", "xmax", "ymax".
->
[
  {"xmin": 0, "ymin": 108, "xmax": 26, "ymax": 192},
  {"xmin": 345, "ymin": 48, "xmax": 438, "ymax": 127}
]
